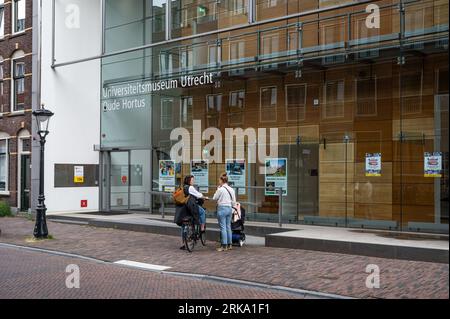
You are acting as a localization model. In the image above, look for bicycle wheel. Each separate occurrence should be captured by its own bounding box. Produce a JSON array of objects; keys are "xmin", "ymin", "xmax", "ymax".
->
[
  {"xmin": 200, "ymin": 227, "xmax": 206, "ymax": 246},
  {"xmin": 183, "ymin": 223, "xmax": 196, "ymax": 252}
]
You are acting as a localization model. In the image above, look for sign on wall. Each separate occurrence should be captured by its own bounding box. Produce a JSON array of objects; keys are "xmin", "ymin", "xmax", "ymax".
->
[
  {"xmin": 265, "ymin": 158, "xmax": 288, "ymax": 196},
  {"xmin": 424, "ymin": 152, "xmax": 442, "ymax": 177},
  {"xmin": 159, "ymin": 160, "xmax": 176, "ymax": 192},
  {"xmin": 120, "ymin": 166, "xmax": 128, "ymax": 185},
  {"xmin": 226, "ymin": 159, "xmax": 246, "ymax": 195},
  {"xmin": 191, "ymin": 160, "xmax": 209, "ymax": 193},
  {"xmin": 365, "ymin": 153, "xmax": 382, "ymax": 177},
  {"xmin": 73, "ymin": 166, "xmax": 84, "ymax": 183}
]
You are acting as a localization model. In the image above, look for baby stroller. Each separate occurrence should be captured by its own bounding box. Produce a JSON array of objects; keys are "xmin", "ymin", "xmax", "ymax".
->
[{"xmin": 231, "ymin": 205, "xmax": 246, "ymax": 247}]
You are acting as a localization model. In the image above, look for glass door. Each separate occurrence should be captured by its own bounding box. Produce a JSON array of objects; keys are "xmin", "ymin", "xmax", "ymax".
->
[{"xmin": 110, "ymin": 151, "xmax": 130, "ymax": 212}]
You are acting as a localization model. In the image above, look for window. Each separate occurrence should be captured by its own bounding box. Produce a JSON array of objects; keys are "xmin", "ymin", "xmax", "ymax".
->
[
  {"xmin": 260, "ymin": 86, "xmax": 277, "ymax": 122},
  {"xmin": 229, "ymin": 0, "xmax": 247, "ymax": 15},
  {"xmin": 323, "ymin": 80, "xmax": 345, "ymax": 119},
  {"xmin": 261, "ymin": 33, "xmax": 279, "ymax": 69},
  {"xmin": 401, "ymin": 71, "xmax": 423, "ymax": 114},
  {"xmin": 206, "ymin": 94, "xmax": 222, "ymax": 127},
  {"xmin": 0, "ymin": 137, "xmax": 8, "ymax": 192},
  {"xmin": 0, "ymin": 1, "xmax": 5, "ymax": 37},
  {"xmin": 261, "ymin": 33, "xmax": 279, "ymax": 57},
  {"xmin": 159, "ymin": 51, "xmax": 173, "ymax": 75},
  {"xmin": 180, "ymin": 96, "xmax": 193, "ymax": 128},
  {"xmin": 229, "ymin": 90, "xmax": 245, "ymax": 125},
  {"xmin": 285, "ymin": 84, "xmax": 307, "ymax": 121},
  {"xmin": 208, "ymin": 44, "xmax": 219, "ymax": 66},
  {"xmin": 230, "ymin": 40, "xmax": 245, "ymax": 62},
  {"xmin": 13, "ymin": 0, "xmax": 26, "ymax": 33},
  {"xmin": 262, "ymin": 0, "xmax": 277, "ymax": 9},
  {"xmin": 180, "ymin": 47, "xmax": 193, "ymax": 71},
  {"xmin": 12, "ymin": 59, "xmax": 25, "ymax": 112},
  {"xmin": 161, "ymin": 98, "xmax": 174, "ymax": 129},
  {"xmin": 0, "ymin": 59, "xmax": 4, "ymax": 113},
  {"xmin": 356, "ymin": 77, "xmax": 377, "ymax": 116},
  {"xmin": 437, "ymin": 67, "xmax": 449, "ymax": 94}
]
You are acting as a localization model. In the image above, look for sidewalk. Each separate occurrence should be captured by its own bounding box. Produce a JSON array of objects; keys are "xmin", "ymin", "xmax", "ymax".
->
[
  {"xmin": 47, "ymin": 212, "xmax": 449, "ymax": 263},
  {"xmin": 0, "ymin": 216, "xmax": 448, "ymax": 299}
]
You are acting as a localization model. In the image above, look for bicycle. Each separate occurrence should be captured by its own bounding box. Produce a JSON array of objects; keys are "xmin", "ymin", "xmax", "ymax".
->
[{"xmin": 181, "ymin": 217, "xmax": 206, "ymax": 252}]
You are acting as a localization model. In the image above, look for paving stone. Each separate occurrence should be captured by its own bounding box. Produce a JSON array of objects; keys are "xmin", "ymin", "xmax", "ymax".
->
[{"xmin": 0, "ymin": 217, "xmax": 448, "ymax": 299}]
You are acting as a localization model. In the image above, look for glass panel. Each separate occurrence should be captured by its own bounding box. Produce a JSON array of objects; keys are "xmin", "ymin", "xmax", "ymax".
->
[
  {"xmin": 400, "ymin": 53, "xmax": 449, "ymax": 232},
  {"xmin": 129, "ymin": 150, "xmax": 151, "ymax": 211},
  {"xmin": 171, "ymin": 0, "xmax": 248, "ymax": 39},
  {"xmin": 54, "ymin": 0, "xmax": 102, "ymax": 63},
  {"xmin": 98, "ymin": 0, "xmax": 449, "ymax": 233},
  {"xmin": 110, "ymin": 152, "xmax": 129, "ymax": 211},
  {"xmin": 15, "ymin": 0, "xmax": 26, "ymax": 32}
]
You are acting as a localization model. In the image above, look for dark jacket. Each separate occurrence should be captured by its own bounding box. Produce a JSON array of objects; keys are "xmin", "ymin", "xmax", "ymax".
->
[
  {"xmin": 174, "ymin": 204, "xmax": 189, "ymax": 226},
  {"xmin": 174, "ymin": 185, "xmax": 199, "ymax": 226}
]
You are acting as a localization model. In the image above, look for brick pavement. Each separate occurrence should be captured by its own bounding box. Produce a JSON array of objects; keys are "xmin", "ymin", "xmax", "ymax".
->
[
  {"xmin": 0, "ymin": 245, "xmax": 300, "ymax": 299},
  {"xmin": 0, "ymin": 217, "xmax": 448, "ymax": 299}
]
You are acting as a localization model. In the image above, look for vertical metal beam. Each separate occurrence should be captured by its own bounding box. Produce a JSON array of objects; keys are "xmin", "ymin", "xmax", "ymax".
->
[
  {"xmin": 101, "ymin": 0, "xmax": 106, "ymax": 54},
  {"xmin": 51, "ymin": 0, "xmax": 56, "ymax": 66},
  {"xmin": 165, "ymin": 0, "xmax": 171, "ymax": 41},
  {"xmin": 433, "ymin": 95, "xmax": 442, "ymax": 224}
]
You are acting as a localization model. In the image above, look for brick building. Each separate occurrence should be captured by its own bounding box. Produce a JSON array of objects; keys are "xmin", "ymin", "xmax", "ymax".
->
[{"xmin": 0, "ymin": 0, "xmax": 33, "ymax": 212}]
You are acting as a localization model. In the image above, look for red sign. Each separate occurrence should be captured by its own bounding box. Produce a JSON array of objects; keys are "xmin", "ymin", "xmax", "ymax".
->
[
  {"xmin": 81, "ymin": 200, "xmax": 88, "ymax": 208},
  {"xmin": 121, "ymin": 176, "xmax": 128, "ymax": 184}
]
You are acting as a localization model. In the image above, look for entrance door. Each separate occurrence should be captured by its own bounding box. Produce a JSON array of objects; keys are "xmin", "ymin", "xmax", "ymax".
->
[
  {"xmin": 110, "ymin": 151, "xmax": 130, "ymax": 211},
  {"xmin": 20, "ymin": 154, "xmax": 31, "ymax": 211}
]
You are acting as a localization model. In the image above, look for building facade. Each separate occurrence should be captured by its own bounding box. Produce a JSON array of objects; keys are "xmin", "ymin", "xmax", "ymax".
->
[
  {"xmin": 38, "ymin": 0, "xmax": 448, "ymax": 233},
  {"xmin": 0, "ymin": 0, "xmax": 32, "ymax": 212}
]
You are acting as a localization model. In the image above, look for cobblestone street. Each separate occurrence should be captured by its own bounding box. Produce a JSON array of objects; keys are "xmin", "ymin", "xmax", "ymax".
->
[
  {"xmin": 0, "ymin": 217, "xmax": 448, "ymax": 299},
  {"xmin": 0, "ymin": 245, "xmax": 302, "ymax": 299}
]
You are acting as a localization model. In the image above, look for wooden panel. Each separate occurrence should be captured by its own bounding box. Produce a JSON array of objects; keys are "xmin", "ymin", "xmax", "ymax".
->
[
  {"xmin": 354, "ymin": 204, "xmax": 393, "ymax": 220},
  {"xmin": 319, "ymin": 202, "xmax": 354, "ymax": 217}
]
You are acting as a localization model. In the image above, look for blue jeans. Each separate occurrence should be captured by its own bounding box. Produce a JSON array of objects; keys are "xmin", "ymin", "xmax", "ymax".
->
[
  {"xmin": 198, "ymin": 205, "xmax": 206, "ymax": 225},
  {"xmin": 217, "ymin": 205, "xmax": 232, "ymax": 245}
]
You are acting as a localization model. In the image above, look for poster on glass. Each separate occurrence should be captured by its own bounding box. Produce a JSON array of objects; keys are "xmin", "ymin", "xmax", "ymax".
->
[
  {"xmin": 265, "ymin": 158, "xmax": 288, "ymax": 196},
  {"xmin": 424, "ymin": 152, "xmax": 442, "ymax": 177},
  {"xmin": 226, "ymin": 159, "xmax": 246, "ymax": 195},
  {"xmin": 365, "ymin": 153, "xmax": 382, "ymax": 177},
  {"xmin": 159, "ymin": 160, "xmax": 176, "ymax": 192},
  {"xmin": 191, "ymin": 160, "xmax": 209, "ymax": 192}
]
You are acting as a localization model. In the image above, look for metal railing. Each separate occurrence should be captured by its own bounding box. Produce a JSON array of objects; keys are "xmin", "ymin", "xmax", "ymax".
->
[{"xmin": 149, "ymin": 185, "xmax": 285, "ymax": 227}]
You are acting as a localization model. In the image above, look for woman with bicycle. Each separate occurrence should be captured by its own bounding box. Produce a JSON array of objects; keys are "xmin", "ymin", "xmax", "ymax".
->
[
  {"xmin": 184, "ymin": 175, "xmax": 208, "ymax": 232},
  {"xmin": 212, "ymin": 173, "xmax": 236, "ymax": 252}
]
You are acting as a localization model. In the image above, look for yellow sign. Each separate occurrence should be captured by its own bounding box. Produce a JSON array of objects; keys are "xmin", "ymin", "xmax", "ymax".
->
[{"xmin": 74, "ymin": 166, "xmax": 84, "ymax": 183}]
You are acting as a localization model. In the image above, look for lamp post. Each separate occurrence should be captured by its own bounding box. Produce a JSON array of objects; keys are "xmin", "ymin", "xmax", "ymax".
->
[{"xmin": 32, "ymin": 107, "xmax": 54, "ymax": 239}]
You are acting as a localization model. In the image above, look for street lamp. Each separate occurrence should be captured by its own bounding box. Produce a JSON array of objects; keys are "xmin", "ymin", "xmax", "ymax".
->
[{"xmin": 32, "ymin": 107, "xmax": 54, "ymax": 239}]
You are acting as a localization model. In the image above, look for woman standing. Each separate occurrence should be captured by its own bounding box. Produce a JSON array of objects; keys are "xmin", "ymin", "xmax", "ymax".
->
[
  {"xmin": 184, "ymin": 175, "xmax": 207, "ymax": 232},
  {"xmin": 213, "ymin": 173, "xmax": 236, "ymax": 252}
]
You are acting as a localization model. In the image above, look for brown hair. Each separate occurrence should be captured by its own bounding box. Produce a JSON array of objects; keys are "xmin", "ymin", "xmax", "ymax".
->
[{"xmin": 220, "ymin": 173, "xmax": 228, "ymax": 184}]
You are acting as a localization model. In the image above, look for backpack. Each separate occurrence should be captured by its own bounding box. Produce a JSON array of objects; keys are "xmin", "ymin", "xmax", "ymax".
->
[{"xmin": 173, "ymin": 186, "xmax": 189, "ymax": 206}]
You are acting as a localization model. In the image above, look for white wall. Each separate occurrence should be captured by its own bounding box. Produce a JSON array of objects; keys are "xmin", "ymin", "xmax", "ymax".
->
[{"xmin": 41, "ymin": 0, "xmax": 102, "ymax": 213}]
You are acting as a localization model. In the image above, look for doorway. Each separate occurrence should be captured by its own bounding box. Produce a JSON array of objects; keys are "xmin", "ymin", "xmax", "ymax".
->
[
  {"xmin": 20, "ymin": 154, "xmax": 31, "ymax": 211},
  {"xmin": 101, "ymin": 150, "xmax": 151, "ymax": 213}
]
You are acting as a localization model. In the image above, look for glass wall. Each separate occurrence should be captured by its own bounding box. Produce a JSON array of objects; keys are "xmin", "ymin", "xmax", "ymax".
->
[{"xmin": 101, "ymin": 0, "xmax": 449, "ymax": 232}]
